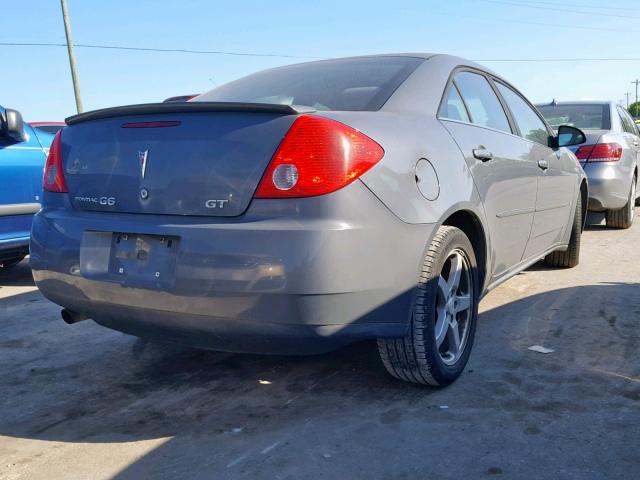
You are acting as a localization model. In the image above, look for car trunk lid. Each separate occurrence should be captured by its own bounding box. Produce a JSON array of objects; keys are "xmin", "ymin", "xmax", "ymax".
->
[{"xmin": 61, "ymin": 102, "xmax": 303, "ymax": 217}]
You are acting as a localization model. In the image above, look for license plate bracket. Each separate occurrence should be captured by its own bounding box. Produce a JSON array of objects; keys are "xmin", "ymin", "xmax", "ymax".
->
[{"xmin": 108, "ymin": 232, "xmax": 179, "ymax": 289}]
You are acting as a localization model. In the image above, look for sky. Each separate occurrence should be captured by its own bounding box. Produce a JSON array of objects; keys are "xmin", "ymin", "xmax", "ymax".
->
[{"xmin": 3, "ymin": 0, "xmax": 640, "ymax": 121}]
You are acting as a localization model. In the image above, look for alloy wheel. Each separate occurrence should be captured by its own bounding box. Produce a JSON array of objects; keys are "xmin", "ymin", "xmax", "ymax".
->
[{"xmin": 434, "ymin": 249, "xmax": 474, "ymax": 365}]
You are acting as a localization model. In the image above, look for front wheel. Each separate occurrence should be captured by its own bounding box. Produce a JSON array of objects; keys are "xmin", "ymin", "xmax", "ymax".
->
[{"xmin": 377, "ymin": 226, "xmax": 479, "ymax": 386}]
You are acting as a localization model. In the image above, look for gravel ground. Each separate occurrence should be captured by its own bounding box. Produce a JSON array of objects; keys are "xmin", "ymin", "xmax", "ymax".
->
[{"xmin": 0, "ymin": 216, "xmax": 638, "ymax": 480}]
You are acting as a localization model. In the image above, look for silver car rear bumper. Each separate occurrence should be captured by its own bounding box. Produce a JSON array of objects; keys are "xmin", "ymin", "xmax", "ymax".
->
[
  {"xmin": 30, "ymin": 182, "xmax": 434, "ymax": 354},
  {"xmin": 582, "ymin": 162, "xmax": 632, "ymax": 211}
]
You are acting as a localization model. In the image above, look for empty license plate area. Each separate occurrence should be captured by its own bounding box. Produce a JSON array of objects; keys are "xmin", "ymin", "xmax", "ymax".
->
[{"xmin": 108, "ymin": 233, "xmax": 180, "ymax": 289}]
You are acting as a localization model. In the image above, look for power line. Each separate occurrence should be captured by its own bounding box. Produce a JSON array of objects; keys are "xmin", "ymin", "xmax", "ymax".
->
[
  {"xmin": 3, "ymin": 42, "xmax": 640, "ymax": 63},
  {"xmin": 0, "ymin": 42, "xmax": 321, "ymax": 59},
  {"xmin": 499, "ymin": 0, "xmax": 640, "ymax": 12},
  {"xmin": 480, "ymin": 0, "xmax": 640, "ymax": 19},
  {"xmin": 478, "ymin": 57, "xmax": 640, "ymax": 62},
  {"xmin": 432, "ymin": 10, "xmax": 640, "ymax": 33}
]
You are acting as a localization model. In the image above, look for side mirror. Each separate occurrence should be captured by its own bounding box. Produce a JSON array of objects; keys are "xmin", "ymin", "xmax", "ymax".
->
[
  {"xmin": 1, "ymin": 108, "xmax": 27, "ymax": 142},
  {"xmin": 555, "ymin": 125, "xmax": 586, "ymax": 148}
]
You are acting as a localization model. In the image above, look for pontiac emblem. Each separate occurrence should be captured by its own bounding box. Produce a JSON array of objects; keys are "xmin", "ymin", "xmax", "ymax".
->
[{"xmin": 138, "ymin": 150, "xmax": 149, "ymax": 178}]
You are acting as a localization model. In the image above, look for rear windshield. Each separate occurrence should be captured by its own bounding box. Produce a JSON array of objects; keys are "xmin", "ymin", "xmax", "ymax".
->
[
  {"xmin": 195, "ymin": 56, "xmax": 424, "ymax": 111},
  {"xmin": 536, "ymin": 103, "xmax": 611, "ymax": 130}
]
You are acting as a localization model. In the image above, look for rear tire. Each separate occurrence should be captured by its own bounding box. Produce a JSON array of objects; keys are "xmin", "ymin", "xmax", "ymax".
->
[
  {"xmin": 377, "ymin": 226, "xmax": 479, "ymax": 386},
  {"xmin": 605, "ymin": 177, "xmax": 635, "ymax": 229},
  {"xmin": 544, "ymin": 193, "xmax": 582, "ymax": 268}
]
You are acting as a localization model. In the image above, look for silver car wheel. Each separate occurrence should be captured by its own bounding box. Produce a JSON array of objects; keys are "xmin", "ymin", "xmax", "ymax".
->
[{"xmin": 434, "ymin": 249, "xmax": 473, "ymax": 366}]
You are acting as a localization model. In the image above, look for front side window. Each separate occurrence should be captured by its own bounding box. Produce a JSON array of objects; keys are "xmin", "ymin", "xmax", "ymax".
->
[
  {"xmin": 453, "ymin": 71, "xmax": 511, "ymax": 133},
  {"xmin": 496, "ymin": 82, "xmax": 549, "ymax": 146},
  {"xmin": 439, "ymin": 84, "xmax": 470, "ymax": 122}
]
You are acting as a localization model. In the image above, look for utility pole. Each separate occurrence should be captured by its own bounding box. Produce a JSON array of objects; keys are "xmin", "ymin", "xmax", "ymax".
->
[
  {"xmin": 625, "ymin": 92, "xmax": 632, "ymax": 109},
  {"xmin": 60, "ymin": 0, "xmax": 83, "ymax": 113},
  {"xmin": 632, "ymin": 79, "xmax": 640, "ymax": 117}
]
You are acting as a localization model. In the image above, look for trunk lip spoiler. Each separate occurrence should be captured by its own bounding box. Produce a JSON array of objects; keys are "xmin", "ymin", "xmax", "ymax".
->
[{"xmin": 65, "ymin": 102, "xmax": 315, "ymax": 125}]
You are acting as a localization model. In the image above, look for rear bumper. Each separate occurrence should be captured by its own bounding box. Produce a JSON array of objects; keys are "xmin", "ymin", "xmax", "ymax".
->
[
  {"xmin": 582, "ymin": 162, "xmax": 632, "ymax": 211},
  {"xmin": 31, "ymin": 182, "xmax": 434, "ymax": 354}
]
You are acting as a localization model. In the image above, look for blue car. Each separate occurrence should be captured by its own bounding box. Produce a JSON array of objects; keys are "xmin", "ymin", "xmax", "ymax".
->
[{"xmin": 1, "ymin": 106, "xmax": 53, "ymax": 268}]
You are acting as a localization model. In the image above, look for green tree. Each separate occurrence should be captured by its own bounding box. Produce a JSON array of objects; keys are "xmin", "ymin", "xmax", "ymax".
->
[{"xmin": 629, "ymin": 102, "xmax": 640, "ymax": 118}]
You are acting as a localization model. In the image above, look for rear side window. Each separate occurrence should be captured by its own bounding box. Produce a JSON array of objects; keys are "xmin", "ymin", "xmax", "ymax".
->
[
  {"xmin": 496, "ymin": 82, "xmax": 549, "ymax": 145},
  {"xmin": 439, "ymin": 84, "xmax": 470, "ymax": 122},
  {"xmin": 537, "ymin": 103, "xmax": 611, "ymax": 130},
  {"xmin": 453, "ymin": 71, "xmax": 511, "ymax": 133},
  {"xmin": 618, "ymin": 107, "xmax": 638, "ymax": 135},
  {"xmin": 195, "ymin": 56, "xmax": 424, "ymax": 111}
]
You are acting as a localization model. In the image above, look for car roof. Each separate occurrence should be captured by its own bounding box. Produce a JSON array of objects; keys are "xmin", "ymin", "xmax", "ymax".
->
[
  {"xmin": 252, "ymin": 53, "xmax": 502, "ymax": 79},
  {"xmin": 535, "ymin": 100, "xmax": 613, "ymax": 106}
]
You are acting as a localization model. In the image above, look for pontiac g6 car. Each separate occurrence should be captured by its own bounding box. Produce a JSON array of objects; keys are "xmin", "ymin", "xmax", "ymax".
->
[{"xmin": 31, "ymin": 54, "xmax": 587, "ymax": 386}]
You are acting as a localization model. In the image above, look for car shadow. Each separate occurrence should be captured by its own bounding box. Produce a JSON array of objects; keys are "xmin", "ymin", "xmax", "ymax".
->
[
  {"xmin": 1, "ymin": 283, "xmax": 639, "ymax": 478},
  {"xmin": 0, "ymin": 257, "xmax": 35, "ymax": 288}
]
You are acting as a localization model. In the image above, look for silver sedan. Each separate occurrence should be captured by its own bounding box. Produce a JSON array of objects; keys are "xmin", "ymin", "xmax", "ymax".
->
[
  {"xmin": 537, "ymin": 101, "xmax": 640, "ymax": 228},
  {"xmin": 31, "ymin": 54, "xmax": 587, "ymax": 386}
]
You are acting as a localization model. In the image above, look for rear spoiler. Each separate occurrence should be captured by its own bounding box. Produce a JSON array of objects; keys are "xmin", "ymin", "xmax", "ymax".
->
[{"xmin": 65, "ymin": 102, "xmax": 315, "ymax": 125}]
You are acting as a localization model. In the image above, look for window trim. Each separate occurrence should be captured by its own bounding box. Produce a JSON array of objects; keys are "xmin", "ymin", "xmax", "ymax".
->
[
  {"xmin": 491, "ymin": 78, "xmax": 554, "ymax": 147},
  {"xmin": 617, "ymin": 106, "xmax": 638, "ymax": 136},
  {"xmin": 440, "ymin": 80, "xmax": 471, "ymax": 123},
  {"xmin": 437, "ymin": 66, "xmax": 516, "ymax": 135}
]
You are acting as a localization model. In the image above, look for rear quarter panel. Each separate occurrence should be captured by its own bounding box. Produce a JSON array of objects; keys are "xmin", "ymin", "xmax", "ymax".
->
[{"xmin": 322, "ymin": 56, "xmax": 485, "ymax": 228}]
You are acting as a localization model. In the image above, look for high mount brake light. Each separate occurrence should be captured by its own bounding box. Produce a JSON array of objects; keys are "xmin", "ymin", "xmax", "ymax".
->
[
  {"xmin": 121, "ymin": 121, "xmax": 181, "ymax": 128},
  {"xmin": 254, "ymin": 115, "xmax": 384, "ymax": 198},
  {"xmin": 575, "ymin": 143, "xmax": 623, "ymax": 163},
  {"xmin": 43, "ymin": 130, "xmax": 68, "ymax": 193}
]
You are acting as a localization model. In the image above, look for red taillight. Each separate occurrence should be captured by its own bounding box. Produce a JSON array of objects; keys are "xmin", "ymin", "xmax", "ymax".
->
[
  {"xmin": 254, "ymin": 115, "xmax": 384, "ymax": 198},
  {"xmin": 43, "ymin": 130, "xmax": 68, "ymax": 193},
  {"xmin": 575, "ymin": 143, "xmax": 623, "ymax": 163}
]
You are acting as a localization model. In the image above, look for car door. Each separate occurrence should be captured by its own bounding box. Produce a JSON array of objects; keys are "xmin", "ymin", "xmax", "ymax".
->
[
  {"xmin": 438, "ymin": 70, "xmax": 537, "ymax": 277},
  {"xmin": 0, "ymin": 109, "xmax": 46, "ymax": 242},
  {"xmin": 493, "ymin": 81, "xmax": 575, "ymax": 258}
]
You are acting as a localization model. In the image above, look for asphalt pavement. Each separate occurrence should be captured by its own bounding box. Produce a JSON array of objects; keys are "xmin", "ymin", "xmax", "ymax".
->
[{"xmin": 0, "ymin": 216, "xmax": 638, "ymax": 480}]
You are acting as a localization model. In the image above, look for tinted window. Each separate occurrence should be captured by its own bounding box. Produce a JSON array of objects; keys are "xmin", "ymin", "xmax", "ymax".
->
[
  {"xmin": 537, "ymin": 103, "xmax": 611, "ymax": 130},
  {"xmin": 496, "ymin": 83, "xmax": 549, "ymax": 145},
  {"xmin": 439, "ymin": 84, "xmax": 470, "ymax": 122},
  {"xmin": 453, "ymin": 72, "xmax": 511, "ymax": 133},
  {"xmin": 195, "ymin": 57, "xmax": 423, "ymax": 111}
]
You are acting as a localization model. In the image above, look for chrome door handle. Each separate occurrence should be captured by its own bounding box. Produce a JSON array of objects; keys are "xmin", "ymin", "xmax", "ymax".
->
[
  {"xmin": 473, "ymin": 148, "xmax": 493, "ymax": 161},
  {"xmin": 633, "ymin": 141, "xmax": 639, "ymax": 146},
  {"xmin": 538, "ymin": 159, "xmax": 549, "ymax": 170}
]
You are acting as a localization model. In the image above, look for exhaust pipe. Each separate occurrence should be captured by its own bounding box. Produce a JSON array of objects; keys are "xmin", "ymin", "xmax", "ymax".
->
[{"xmin": 61, "ymin": 309, "xmax": 89, "ymax": 324}]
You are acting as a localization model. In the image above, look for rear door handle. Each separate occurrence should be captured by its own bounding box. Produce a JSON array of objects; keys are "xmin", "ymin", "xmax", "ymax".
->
[
  {"xmin": 538, "ymin": 159, "xmax": 549, "ymax": 170},
  {"xmin": 473, "ymin": 148, "xmax": 493, "ymax": 161}
]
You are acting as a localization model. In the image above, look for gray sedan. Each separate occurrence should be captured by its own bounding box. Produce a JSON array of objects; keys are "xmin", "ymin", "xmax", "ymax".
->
[
  {"xmin": 537, "ymin": 101, "xmax": 640, "ymax": 228},
  {"xmin": 30, "ymin": 54, "xmax": 587, "ymax": 386}
]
